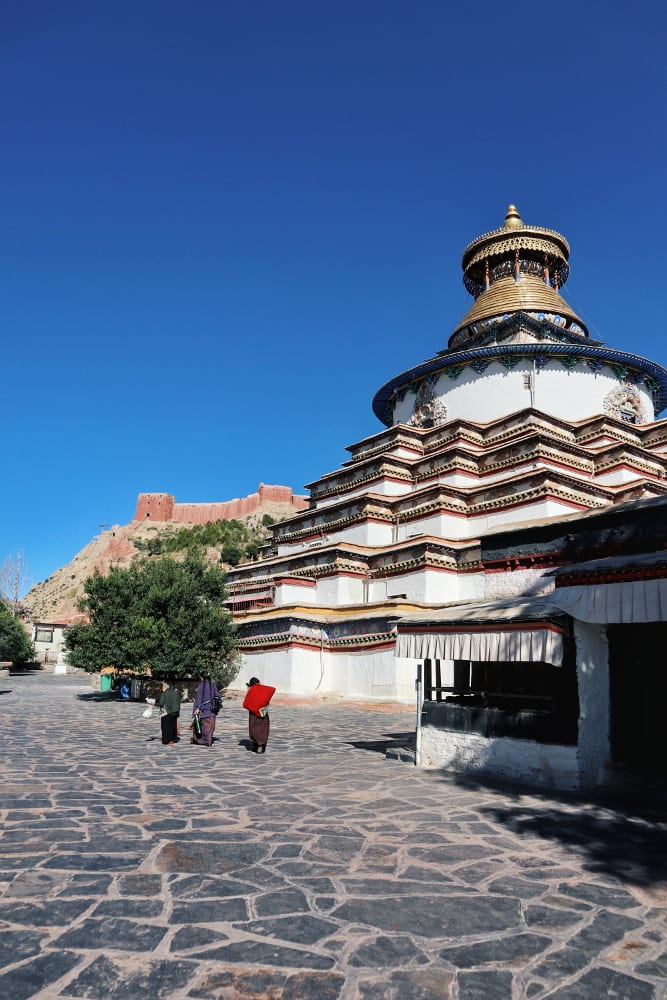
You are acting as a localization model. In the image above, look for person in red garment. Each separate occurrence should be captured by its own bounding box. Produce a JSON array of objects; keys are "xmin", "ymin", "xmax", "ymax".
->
[{"xmin": 243, "ymin": 677, "xmax": 275, "ymax": 754}]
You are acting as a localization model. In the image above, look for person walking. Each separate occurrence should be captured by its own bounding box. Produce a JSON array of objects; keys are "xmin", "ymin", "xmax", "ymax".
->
[
  {"xmin": 243, "ymin": 677, "xmax": 275, "ymax": 754},
  {"xmin": 158, "ymin": 681, "xmax": 180, "ymax": 745},
  {"xmin": 191, "ymin": 672, "xmax": 220, "ymax": 747}
]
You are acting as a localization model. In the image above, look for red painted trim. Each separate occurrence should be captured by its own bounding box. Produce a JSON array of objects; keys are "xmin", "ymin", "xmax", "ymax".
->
[{"xmin": 274, "ymin": 577, "xmax": 316, "ymax": 587}]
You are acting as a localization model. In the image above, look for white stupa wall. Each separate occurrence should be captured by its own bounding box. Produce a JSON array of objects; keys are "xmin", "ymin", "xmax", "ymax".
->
[
  {"xmin": 313, "ymin": 478, "xmax": 412, "ymax": 508},
  {"xmin": 594, "ymin": 467, "xmax": 660, "ymax": 486},
  {"xmin": 397, "ymin": 498, "xmax": 582, "ymax": 542},
  {"xmin": 392, "ymin": 361, "xmax": 655, "ymax": 426},
  {"xmin": 367, "ymin": 567, "xmax": 484, "ymax": 605},
  {"xmin": 276, "ymin": 520, "xmax": 392, "ymax": 555},
  {"xmin": 274, "ymin": 580, "xmax": 318, "ymax": 606},
  {"xmin": 316, "ymin": 573, "xmax": 366, "ymax": 605}
]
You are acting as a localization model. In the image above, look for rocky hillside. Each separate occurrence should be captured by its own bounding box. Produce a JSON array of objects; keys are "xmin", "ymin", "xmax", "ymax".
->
[{"xmin": 24, "ymin": 500, "xmax": 294, "ymax": 622}]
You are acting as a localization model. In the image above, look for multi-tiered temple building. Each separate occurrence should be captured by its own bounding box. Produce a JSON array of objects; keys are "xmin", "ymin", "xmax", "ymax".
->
[{"xmin": 227, "ymin": 206, "xmax": 667, "ymax": 788}]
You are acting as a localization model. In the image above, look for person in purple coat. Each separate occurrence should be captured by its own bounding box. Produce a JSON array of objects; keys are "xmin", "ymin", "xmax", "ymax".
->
[{"xmin": 191, "ymin": 672, "xmax": 220, "ymax": 747}]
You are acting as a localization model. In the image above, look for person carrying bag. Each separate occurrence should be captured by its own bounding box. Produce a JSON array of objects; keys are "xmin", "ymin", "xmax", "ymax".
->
[{"xmin": 243, "ymin": 677, "xmax": 275, "ymax": 754}]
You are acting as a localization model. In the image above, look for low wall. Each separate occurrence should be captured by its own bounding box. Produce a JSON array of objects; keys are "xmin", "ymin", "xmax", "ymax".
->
[{"xmin": 420, "ymin": 705, "xmax": 581, "ymax": 790}]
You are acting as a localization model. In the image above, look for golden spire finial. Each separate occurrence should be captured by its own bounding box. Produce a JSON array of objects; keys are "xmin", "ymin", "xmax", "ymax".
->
[{"xmin": 503, "ymin": 204, "xmax": 523, "ymax": 229}]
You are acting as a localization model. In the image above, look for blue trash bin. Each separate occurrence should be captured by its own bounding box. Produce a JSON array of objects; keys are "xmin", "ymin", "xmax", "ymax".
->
[{"xmin": 119, "ymin": 678, "xmax": 131, "ymax": 700}]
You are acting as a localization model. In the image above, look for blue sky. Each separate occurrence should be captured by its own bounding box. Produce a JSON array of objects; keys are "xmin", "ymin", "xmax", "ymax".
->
[{"xmin": 3, "ymin": 0, "xmax": 667, "ymax": 592}]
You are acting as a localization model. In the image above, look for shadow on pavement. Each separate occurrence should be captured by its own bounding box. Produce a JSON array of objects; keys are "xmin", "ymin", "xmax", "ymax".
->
[
  {"xmin": 346, "ymin": 731, "xmax": 416, "ymax": 755},
  {"xmin": 0, "ymin": 689, "xmax": 12, "ymax": 696},
  {"xmin": 440, "ymin": 771, "xmax": 667, "ymax": 889},
  {"xmin": 76, "ymin": 692, "xmax": 123, "ymax": 703}
]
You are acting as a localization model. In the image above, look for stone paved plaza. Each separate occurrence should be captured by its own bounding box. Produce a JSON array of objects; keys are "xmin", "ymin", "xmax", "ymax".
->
[{"xmin": 0, "ymin": 673, "xmax": 666, "ymax": 999}]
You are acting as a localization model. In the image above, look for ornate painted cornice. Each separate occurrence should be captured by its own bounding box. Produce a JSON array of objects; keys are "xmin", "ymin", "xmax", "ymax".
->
[
  {"xmin": 272, "ymin": 503, "xmax": 394, "ymax": 544},
  {"xmin": 235, "ymin": 630, "xmax": 397, "ymax": 653},
  {"xmin": 345, "ymin": 427, "xmax": 426, "ymax": 465},
  {"xmin": 413, "ymin": 439, "xmax": 595, "ymax": 482},
  {"xmin": 303, "ymin": 411, "xmax": 663, "ymax": 512},
  {"xmin": 309, "ymin": 462, "xmax": 412, "ymax": 502}
]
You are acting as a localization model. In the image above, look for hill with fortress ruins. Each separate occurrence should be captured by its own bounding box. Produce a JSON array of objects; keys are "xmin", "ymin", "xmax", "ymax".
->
[{"xmin": 25, "ymin": 484, "xmax": 308, "ymax": 622}]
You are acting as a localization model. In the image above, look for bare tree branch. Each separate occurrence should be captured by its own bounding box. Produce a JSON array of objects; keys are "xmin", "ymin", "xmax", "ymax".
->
[{"xmin": 0, "ymin": 551, "xmax": 31, "ymax": 615}]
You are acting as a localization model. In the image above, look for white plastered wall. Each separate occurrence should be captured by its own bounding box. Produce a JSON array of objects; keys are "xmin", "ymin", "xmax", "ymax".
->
[
  {"xmin": 573, "ymin": 620, "xmax": 611, "ymax": 787},
  {"xmin": 419, "ymin": 727, "xmax": 580, "ymax": 790},
  {"xmin": 313, "ymin": 479, "xmax": 412, "ymax": 508},
  {"xmin": 273, "ymin": 581, "xmax": 317, "ymax": 607},
  {"xmin": 484, "ymin": 567, "xmax": 555, "ymax": 601},
  {"xmin": 232, "ymin": 645, "xmax": 415, "ymax": 702},
  {"xmin": 393, "ymin": 362, "xmax": 654, "ymax": 426},
  {"xmin": 316, "ymin": 573, "xmax": 366, "ymax": 605},
  {"xmin": 396, "ymin": 499, "xmax": 573, "ymax": 542},
  {"xmin": 323, "ymin": 647, "xmax": 415, "ymax": 701},
  {"xmin": 276, "ymin": 519, "xmax": 392, "ymax": 556}
]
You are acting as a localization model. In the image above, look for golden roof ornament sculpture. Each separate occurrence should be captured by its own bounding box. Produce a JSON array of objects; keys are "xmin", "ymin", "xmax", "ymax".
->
[
  {"xmin": 503, "ymin": 204, "xmax": 523, "ymax": 228},
  {"xmin": 450, "ymin": 204, "xmax": 587, "ymax": 348}
]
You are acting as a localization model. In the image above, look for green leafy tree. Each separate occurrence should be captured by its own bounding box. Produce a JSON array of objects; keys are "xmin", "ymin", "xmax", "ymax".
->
[
  {"xmin": 158, "ymin": 517, "xmax": 269, "ymax": 563},
  {"xmin": 64, "ymin": 553, "xmax": 237, "ymax": 685},
  {"xmin": 0, "ymin": 602, "xmax": 34, "ymax": 664}
]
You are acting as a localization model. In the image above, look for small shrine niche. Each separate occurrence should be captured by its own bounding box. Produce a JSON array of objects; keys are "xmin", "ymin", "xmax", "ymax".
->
[
  {"xmin": 603, "ymin": 384, "xmax": 644, "ymax": 425},
  {"xmin": 408, "ymin": 380, "xmax": 447, "ymax": 428}
]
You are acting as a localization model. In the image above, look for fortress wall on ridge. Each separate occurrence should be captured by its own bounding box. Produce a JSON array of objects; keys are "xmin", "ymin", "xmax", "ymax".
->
[{"xmin": 133, "ymin": 485, "xmax": 308, "ymax": 524}]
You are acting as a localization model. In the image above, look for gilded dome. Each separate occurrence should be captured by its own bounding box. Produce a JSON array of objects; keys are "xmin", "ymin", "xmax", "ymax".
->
[{"xmin": 450, "ymin": 205, "xmax": 587, "ymax": 348}]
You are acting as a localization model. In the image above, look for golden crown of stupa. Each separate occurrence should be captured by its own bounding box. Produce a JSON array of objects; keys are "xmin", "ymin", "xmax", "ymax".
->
[{"xmin": 450, "ymin": 205, "xmax": 587, "ymax": 347}]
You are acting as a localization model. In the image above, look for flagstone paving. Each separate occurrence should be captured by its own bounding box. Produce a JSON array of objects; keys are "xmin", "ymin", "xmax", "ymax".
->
[{"xmin": 0, "ymin": 673, "xmax": 666, "ymax": 999}]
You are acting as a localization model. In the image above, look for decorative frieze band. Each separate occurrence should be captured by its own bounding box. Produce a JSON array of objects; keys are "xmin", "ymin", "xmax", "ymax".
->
[{"xmin": 236, "ymin": 630, "xmax": 397, "ymax": 652}]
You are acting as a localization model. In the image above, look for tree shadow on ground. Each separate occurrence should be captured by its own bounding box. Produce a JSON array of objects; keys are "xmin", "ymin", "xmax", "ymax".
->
[
  {"xmin": 346, "ymin": 731, "xmax": 416, "ymax": 755},
  {"xmin": 439, "ymin": 771, "xmax": 667, "ymax": 889}
]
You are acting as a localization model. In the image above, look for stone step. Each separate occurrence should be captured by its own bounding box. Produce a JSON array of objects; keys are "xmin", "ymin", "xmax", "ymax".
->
[{"xmin": 385, "ymin": 746, "xmax": 416, "ymax": 764}]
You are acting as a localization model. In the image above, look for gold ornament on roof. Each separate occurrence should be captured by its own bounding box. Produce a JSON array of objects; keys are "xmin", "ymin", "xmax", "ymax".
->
[
  {"xmin": 503, "ymin": 204, "xmax": 523, "ymax": 228},
  {"xmin": 450, "ymin": 203, "xmax": 587, "ymax": 347}
]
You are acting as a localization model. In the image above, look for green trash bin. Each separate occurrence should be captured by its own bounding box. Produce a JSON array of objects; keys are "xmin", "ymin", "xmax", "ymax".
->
[{"xmin": 100, "ymin": 673, "xmax": 113, "ymax": 692}]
